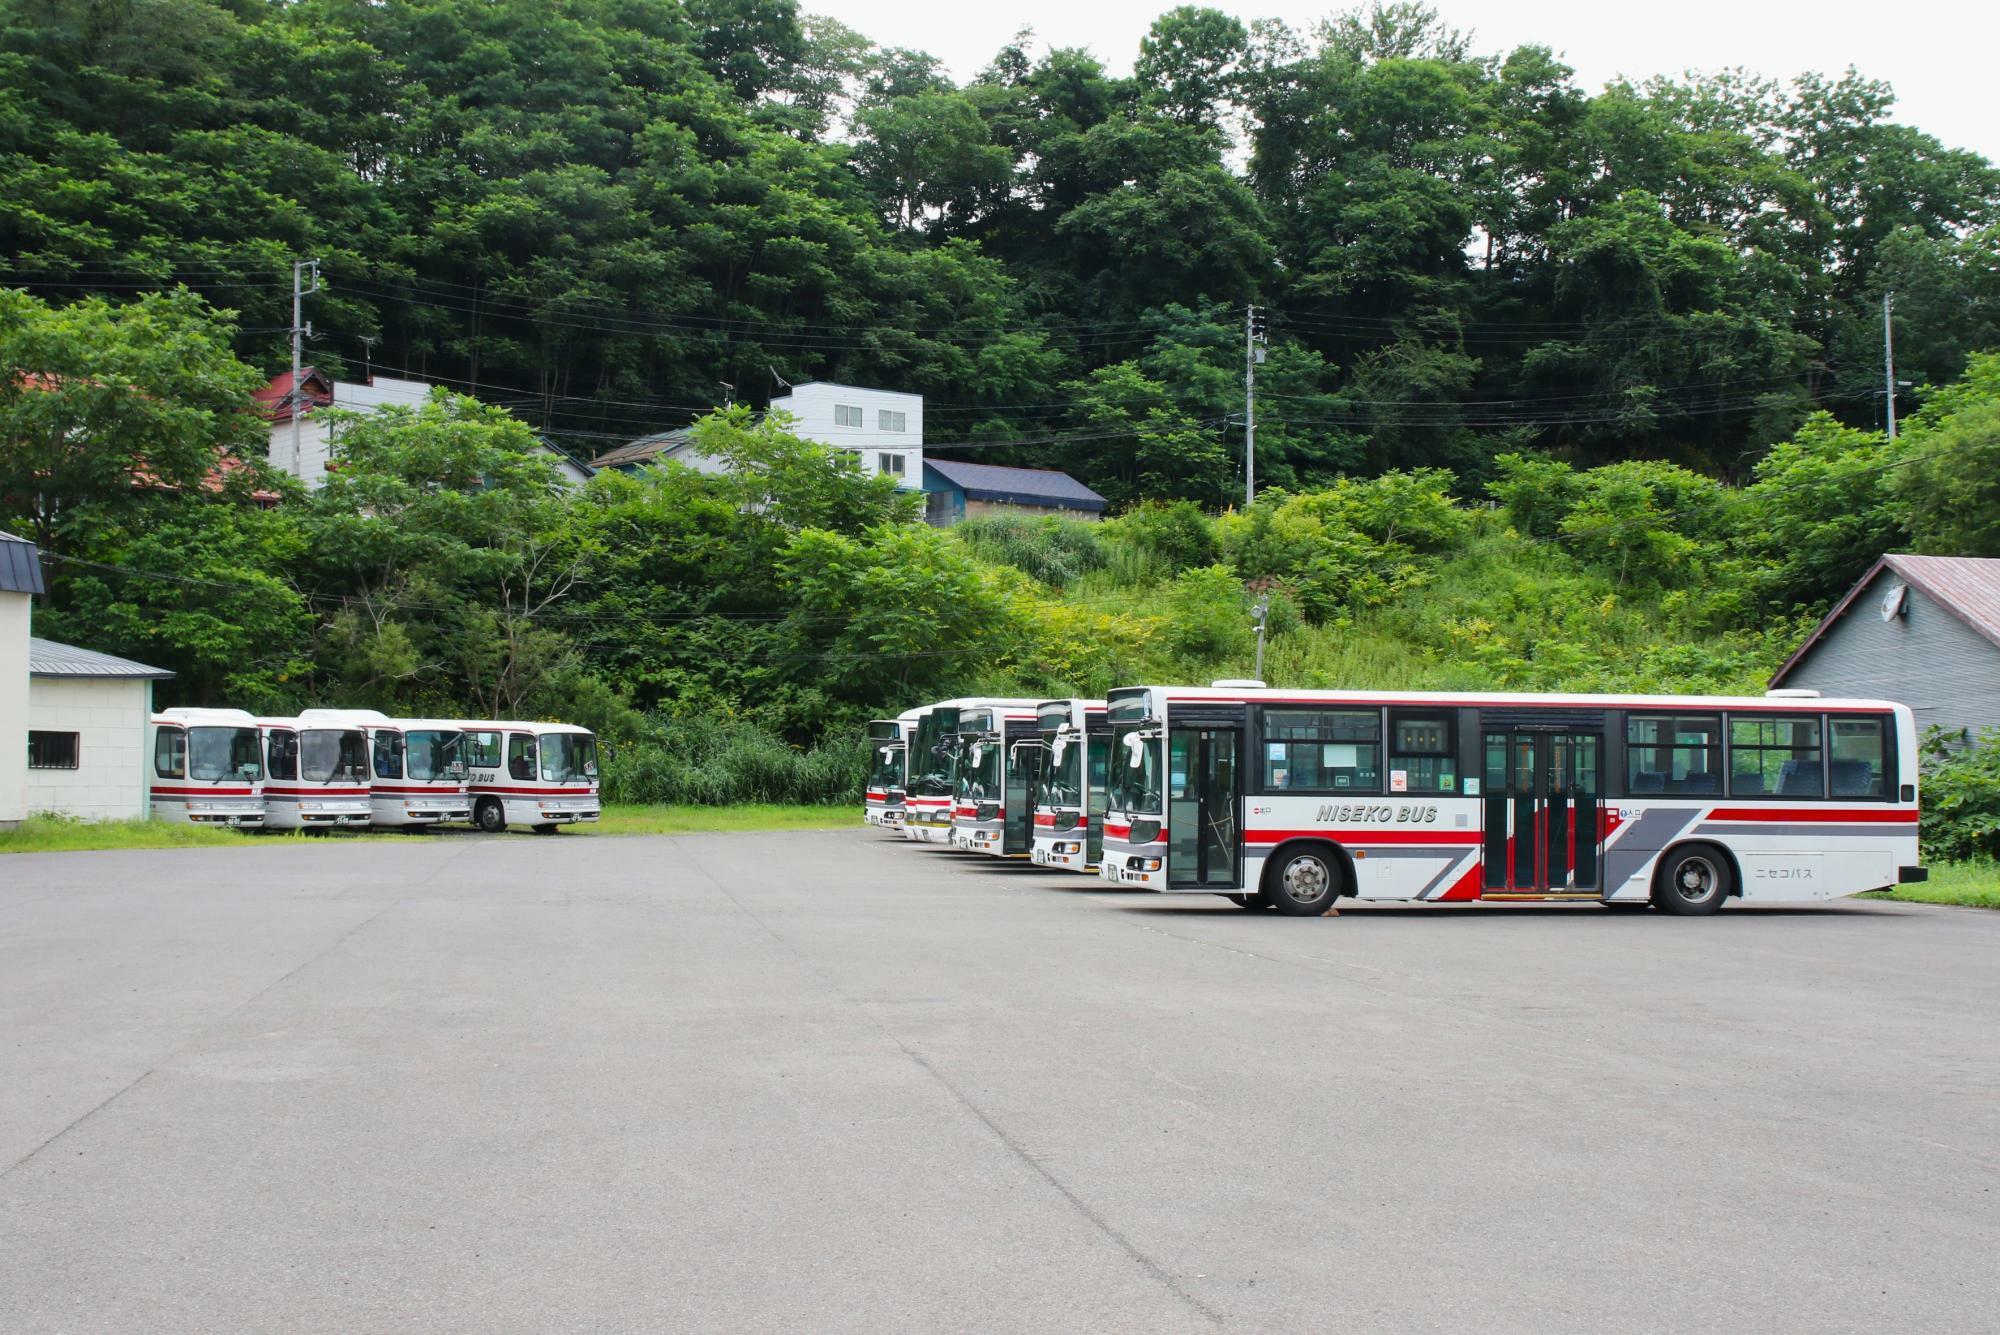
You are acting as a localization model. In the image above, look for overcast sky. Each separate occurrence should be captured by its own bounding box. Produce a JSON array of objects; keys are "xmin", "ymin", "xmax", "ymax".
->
[{"xmin": 814, "ymin": 0, "xmax": 2000, "ymax": 164}]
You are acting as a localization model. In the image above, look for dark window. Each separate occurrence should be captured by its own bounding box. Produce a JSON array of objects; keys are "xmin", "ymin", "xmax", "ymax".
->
[
  {"xmin": 1730, "ymin": 715, "xmax": 1823, "ymax": 798},
  {"xmin": 1388, "ymin": 712, "xmax": 1455, "ymax": 794},
  {"xmin": 508, "ymin": 733, "xmax": 537, "ymax": 781},
  {"xmin": 154, "ymin": 728, "xmax": 186, "ymax": 779},
  {"xmin": 267, "ymin": 730, "xmax": 299, "ymax": 781},
  {"xmin": 1627, "ymin": 715, "xmax": 1723, "ymax": 796},
  {"xmin": 372, "ymin": 731, "xmax": 404, "ymax": 781},
  {"xmin": 1828, "ymin": 716, "xmax": 1889, "ymax": 798},
  {"xmin": 29, "ymin": 731, "xmax": 79, "ymax": 770},
  {"xmin": 878, "ymin": 452, "xmax": 905, "ymax": 475},
  {"xmin": 1260, "ymin": 708, "xmax": 1380, "ymax": 793}
]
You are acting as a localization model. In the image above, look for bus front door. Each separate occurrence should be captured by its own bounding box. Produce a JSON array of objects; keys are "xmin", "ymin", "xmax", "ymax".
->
[
  {"xmin": 1169, "ymin": 727, "xmax": 1242, "ymax": 890},
  {"xmin": 1481, "ymin": 732, "xmax": 1602, "ymax": 894},
  {"xmin": 1086, "ymin": 733, "xmax": 1111, "ymax": 867},
  {"xmin": 1004, "ymin": 735, "xmax": 1041, "ymax": 856}
]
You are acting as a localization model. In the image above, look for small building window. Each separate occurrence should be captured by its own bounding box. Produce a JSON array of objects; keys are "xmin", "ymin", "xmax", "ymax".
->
[
  {"xmin": 878, "ymin": 409, "xmax": 906, "ymax": 432},
  {"xmin": 29, "ymin": 731, "xmax": 80, "ymax": 770},
  {"xmin": 834, "ymin": 404, "xmax": 863, "ymax": 428},
  {"xmin": 878, "ymin": 452, "xmax": 906, "ymax": 475}
]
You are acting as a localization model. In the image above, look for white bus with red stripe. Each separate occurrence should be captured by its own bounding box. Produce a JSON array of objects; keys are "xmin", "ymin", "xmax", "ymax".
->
[
  {"xmin": 948, "ymin": 702, "xmax": 1043, "ymax": 856},
  {"xmin": 457, "ymin": 721, "xmax": 601, "ymax": 833},
  {"xmin": 297, "ymin": 709, "xmax": 470, "ymax": 828},
  {"xmin": 149, "ymin": 708, "xmax": 266, "ymax": 826},
  {"xmin": 1099, "ymin": 685, "xmax": 1923, "ymax": 916},
  {"xmin": 258, "ymin": 716, "xmax": 372, "ymax": 830},
  {"xmin": 900, "ymin": 698, "xmax": 1041, "ymax": 843},
  {"xmin": 863, "ymin": 709, "xmax": 922, "ymax": 830},
  {"xmin": 1029, "ymin": 698, "xmax": 1110, "ymax": 873}
]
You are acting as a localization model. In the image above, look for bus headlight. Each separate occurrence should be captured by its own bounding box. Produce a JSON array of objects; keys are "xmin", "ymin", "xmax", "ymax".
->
[
  {"xmin": 1131, "ymin": 856, "xmax": 1162, "ymax": 872},
  {"xmin": 1129, "ymin": 820, "xmax": 1161, "ymax": 844}
]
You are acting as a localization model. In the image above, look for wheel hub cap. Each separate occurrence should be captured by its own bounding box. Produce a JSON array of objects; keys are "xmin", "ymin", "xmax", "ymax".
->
[{"xmin": 1284, "ymin": 857, "xmax": 1329, "ymax": 903}]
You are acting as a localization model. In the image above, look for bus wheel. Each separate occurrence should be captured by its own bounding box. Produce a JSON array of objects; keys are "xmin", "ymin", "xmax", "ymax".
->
[
  {"xmin": 475, "ymin": 798, "xmax": 506, "ymax": 834},
  {"xmin": 1654, "ymin": 845, "xmax": 1731, "ymax": 916},
  {"xmin": 1225, "ymin": 892, "xmax": 1272, "ymax": 910},
  {"xmin": 1266, "ymin": 846, "xmax": 1341, "ymax": 917}
]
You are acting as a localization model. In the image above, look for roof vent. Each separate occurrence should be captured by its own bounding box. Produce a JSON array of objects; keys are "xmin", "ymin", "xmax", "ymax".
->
[
  {"xmin": 1765, "ymin": 688, "xmax": 1822, "ymax": 699},
  {"xmin": 1211, "ymin": 678, "xmax": 1267, "ymax": 689}
]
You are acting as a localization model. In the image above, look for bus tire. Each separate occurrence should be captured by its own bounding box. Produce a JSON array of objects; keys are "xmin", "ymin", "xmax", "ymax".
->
[
  {"xmin": 1653, "ymin": 844, "xmax": 1731, "ymax": 916},
  {"xmin": 1225, "ymin": 891, "xmax": 1272, "ymax": 910},
  {"xmin": 474, "ymin": 798, "xmax": 506, "ymax": 834},
  {"xmin": 1265, "ymin": 844, "xmax": 1343, "ymax": 917}
]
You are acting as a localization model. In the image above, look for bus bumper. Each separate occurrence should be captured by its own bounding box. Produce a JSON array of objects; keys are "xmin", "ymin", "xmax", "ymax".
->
[
  {"xmin": 1100, "ymin": 849, "xmax": 1165, "ymax": 889},
  {"xmin": 1899, "ymin": 865, "xmax": 1928, "ymax": 883},
  {"xmin": 1032, "ymin": 837, "xmax": 1089, "ymax": 870}
]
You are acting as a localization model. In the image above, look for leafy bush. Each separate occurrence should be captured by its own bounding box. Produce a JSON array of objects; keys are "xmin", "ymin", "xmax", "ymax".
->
[
  {"xmin": 1102, "ymin": 500, "xmax": 1219, "ymax": 575},
  {"xmin": 1162, "ymin": 565, "xmax": 1253, "ymax": 661},
  {"xmin": 952, "ymin": 514, "xmax": 1108, "ymax": 587},
  {"xmin": 1919, "ymin": 729, "xmax": 2000, "ymax": 863},
  {"xmin": 603, "ymin": 716, "xmax": 867, "ymax": 806}
]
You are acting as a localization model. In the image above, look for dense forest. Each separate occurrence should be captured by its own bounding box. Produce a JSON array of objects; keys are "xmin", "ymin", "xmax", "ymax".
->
[
  {"xmin": 4, "ymin": 0, "xmax": 2000, "ymax": 832},
  {"xmin": 4, "ymin": 0, "xmax": 1998, "ymax": 499}
]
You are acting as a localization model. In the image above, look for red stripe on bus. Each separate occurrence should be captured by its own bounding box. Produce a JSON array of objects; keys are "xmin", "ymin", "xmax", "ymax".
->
[
  {"xmin": 1244, "ymin": 829, "xmax": 1480, "ymax": 846},
  {"xmin": 374, "ymin": 784, "xmax": 466, "ymax": 794},
  {"xmin": 865, "ymin": 789, "xmax": 887, "ymax": 800},
  {"xmin": 264, "ymin": 787, "xmax": 370, "ymax": 797},
  {"xmin": 1706, "ymin": 807, "xmax": 1916, "ymax": 823},
  {"xmin": 466, "ymin": 786, "xmax": 596, "ymax": 796},
  {"xmin": 1160, "ymin": 693, "xmax": 1901, "ymax": 714},
  {"xmin": 150, "ymin": 786, "xmax": 255, "ymax": 796},
  {"xmin": 1435, "ymin": 867, "xmax": 1483, "ymax": 901},
  {"xmin": 1034, "ymin": 813, "xmax": 1057, "ymax": 828}
]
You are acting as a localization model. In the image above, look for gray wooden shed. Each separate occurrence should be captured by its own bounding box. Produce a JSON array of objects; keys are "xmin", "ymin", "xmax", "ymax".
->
[{"xmin": 1771, "ymin": 554, "xmax": 2000, "ymax": 745}]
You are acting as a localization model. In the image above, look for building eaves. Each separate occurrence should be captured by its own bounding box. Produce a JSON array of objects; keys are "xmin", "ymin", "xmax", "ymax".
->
[{"xmin": 29, "ymin": 636, "xmax": 175, "ymax": 679}]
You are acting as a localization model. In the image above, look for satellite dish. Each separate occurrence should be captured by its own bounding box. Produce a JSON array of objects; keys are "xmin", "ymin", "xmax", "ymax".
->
[{"xmin": 1880, "ymin": 582, "xmax": 1909, "ymax": 622}]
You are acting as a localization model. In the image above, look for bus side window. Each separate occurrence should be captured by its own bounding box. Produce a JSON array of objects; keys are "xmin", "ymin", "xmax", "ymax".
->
[
  {"xmin": 154, "ymin": 728, "xmax": 186, "ymax": 779},
  {"xmin": 508, "ymin": 733, "xmax": 537, "ymax": 781},
  {"xmin": 268, "ymin": 732, "xmax": 298, "ymax": 782},
  {"xmin": 373, "ymin": 732, "xmax": 402, "ymax": 780},
  {"xmin": 1829, "ymin": 716, "xmax": 1888, "ymax": 798},
  {"xmin": 468, "ymin": 731, "xmax": 502, "ymax": 770}
]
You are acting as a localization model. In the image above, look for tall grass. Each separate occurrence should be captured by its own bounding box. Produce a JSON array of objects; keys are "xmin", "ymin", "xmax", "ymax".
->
[{"xmin": 603, "ymin": 715, "xmax": 867, "ymax": 806}]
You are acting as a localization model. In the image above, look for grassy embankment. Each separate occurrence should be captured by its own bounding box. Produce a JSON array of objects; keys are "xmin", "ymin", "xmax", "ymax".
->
[
  {"xmin": 1861, "ymin": 860, "xmax": 2000, "ymax": 910},
  {"xmin": 0, "ymin": 804, "xmax": 855, "ymax": 854}
]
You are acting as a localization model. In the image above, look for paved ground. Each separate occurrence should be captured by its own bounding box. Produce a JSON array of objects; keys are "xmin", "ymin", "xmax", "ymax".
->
[{"xmin": 1, "ymin": 829, "xmax": 1995, "ymax": 1333}]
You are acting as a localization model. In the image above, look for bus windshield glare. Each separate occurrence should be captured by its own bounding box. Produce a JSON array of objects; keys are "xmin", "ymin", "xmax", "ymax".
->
[
  {"xmin": 540, "ymin": 733, "xmax": 599, "ymax": 783},
  {"xmin": 1108, "ymin": 723, "xmax": 1163, "ymax": 813},
  {"xmin": 300, "ymin": 729, "xmax": 367, "ymax": 782},
  {"xmin": 405, "ymin": 730, "xmax": 465, "ymax": 782},
  {"xmin": 190, "ymin": 727, "xmax": 263, "ymax": 782}
]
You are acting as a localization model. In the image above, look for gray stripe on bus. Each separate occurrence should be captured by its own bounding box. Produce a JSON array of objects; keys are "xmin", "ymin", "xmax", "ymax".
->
[{"xmin": 1601, "ymin": 806, "xmax": 1704, "ymax": 894}]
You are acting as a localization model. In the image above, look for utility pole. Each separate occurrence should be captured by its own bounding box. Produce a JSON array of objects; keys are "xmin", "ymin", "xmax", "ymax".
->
[
  {"xmin": 290, "ymin": 258, "xmax": 321, "ymax": 477},
  {"xmin": 1882, "ymin": 291, "xmax": 1898, "ymax": 442},
  {"xmin": 1252, "ymin": 591, "xmax": 1270, "ymax": 683},
  {"xmin": 1244, "ymin": 305, "xmax": 1266, "ymax": 509}
]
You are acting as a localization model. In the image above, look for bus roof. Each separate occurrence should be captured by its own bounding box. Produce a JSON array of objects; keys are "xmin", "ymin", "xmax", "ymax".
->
[
  {"xmin": 152, "ymin": 707, "xmax": 259, "ymax": 727},
  {"xmin": 450, "ymin": 720, "xmax": 595, "ymax": 736},
  {"xmin": 1112, "ymin": 685, "xmax": 1911, "ymax": 714}
]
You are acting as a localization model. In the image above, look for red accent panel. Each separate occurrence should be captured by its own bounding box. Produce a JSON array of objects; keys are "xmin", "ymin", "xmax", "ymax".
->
[
  {"xmin": 375, "ymin": 784, "xmax": 469, "ymax": 794},
  {"xmin": 1034, "ymin": 813, "xmax": 1057, "ymax": 828},
  {"xmin": 1435, "ymin": 867, "xmax": 1483, "ymax": 901},
  {"xmin": 865, "ymin": 789, "xmax": 887, "ymax": 801},
  {"xmin": 1244, "ymin": 829, "xmax": 1479, "ymax": 846},
  {"xmin": 264, "ymin": 787, "xmax": 370, "ymax": 797},
  {"xmin": 1103, "ymin": 821, "xmax": 1131, "ymax": 839},
  {"xmin": 1706, "ymin": 807, "xmax": 1917, "ymax": 824},
  {"xmin": 150, "ymin": 786, "xmax": 255, "ymax": 797}
]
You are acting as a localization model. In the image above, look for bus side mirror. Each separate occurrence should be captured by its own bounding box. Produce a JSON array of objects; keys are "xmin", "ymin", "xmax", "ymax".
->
[{"xmin": 1123, "ymin": 734, "xmax": 1146, "ymax": 767}]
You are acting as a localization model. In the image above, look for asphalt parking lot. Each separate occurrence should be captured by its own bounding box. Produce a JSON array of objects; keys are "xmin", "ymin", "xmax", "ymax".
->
[{"xmin": 1, "ymin": 829, "xmax": 1995, "ymax": 1333}]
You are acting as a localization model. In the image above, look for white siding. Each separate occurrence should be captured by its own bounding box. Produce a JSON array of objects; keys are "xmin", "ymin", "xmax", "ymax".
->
[
  {"xmin": 25, "ymin": 676, "xmax": 153, "ymax": 821},
  {"xmin": 0, "ymin": 591, "xmax": 27, "ymax": 826},
  {"xmin": 767, "ymin": 383, "xmax": 924, "ymax": 489},
  {"xmin": 270, "ymin": 377, "xmax": 588, "ymax": 491}
]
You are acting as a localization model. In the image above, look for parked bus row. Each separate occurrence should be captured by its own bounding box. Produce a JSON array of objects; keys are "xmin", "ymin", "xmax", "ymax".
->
[
  {"xmin": 147, "ymin": 708, "xmax": 600, "ymax": 833},
  {"xmin": 863, "ymin": 683, "xmax": 1926, "ymax": 917}
]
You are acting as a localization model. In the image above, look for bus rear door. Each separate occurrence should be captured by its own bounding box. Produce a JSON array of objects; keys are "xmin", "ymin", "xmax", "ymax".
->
[{"xmin": 1481, "ymin": 728, "xmax": 1603, "ymax": 895}]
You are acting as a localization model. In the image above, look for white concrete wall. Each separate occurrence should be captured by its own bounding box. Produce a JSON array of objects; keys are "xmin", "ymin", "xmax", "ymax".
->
[
  {"xmin": 24, "ymin": 676, "xmax": 152, "ymax": 821},
  {"xmin": 267, "ymin": 416, "xmax": 335, "ymax": 489},
  {"xmin": 271, "ymin": 377, "xmax": 587, "ymax": 491},
  {"xmin": 768, "ymin": 383, "xmax": 923, "ymax": 488},
  {"xmin": 0, "ymin": 591, "xmax": 27, "ymax": 826}
]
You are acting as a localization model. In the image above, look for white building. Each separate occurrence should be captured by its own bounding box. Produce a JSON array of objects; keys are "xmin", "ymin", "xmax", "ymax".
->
[
  {"xmin": 26, "ymin": 639, "xmax": 174, "ymax": 821},
  {"xmin": 768, "ymin": 382, "xmax": 924, "ymax": 489},
  {"xmin": 0, "ymin": 531, "xmax": 43, "ymax": 830},
  {"xmin": 257, "ymin": 370, "xmax": 595, "ymax": 490}
]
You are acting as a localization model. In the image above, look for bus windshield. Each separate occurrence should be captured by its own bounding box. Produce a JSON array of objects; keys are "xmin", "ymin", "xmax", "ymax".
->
[
  {"xmin": 300, "ymin": 729, "xmax": 368, "ymax": 782},
  {"xmin": 405, "ymin": 730, "xmax": 465, "ymax": 782},
  {"xmin": 959, "ymin": 737, "xmax": 1001, "ymax": 801},
  {"xmin": 909, "ymin": 710, "xmax": 959, "ymax": 798},
  {"xmin": 190, "ymin": 727, "xmax": 262, "ymax": 782},
  {"xmin": 869, "ymin": 744, "xmax": 905, "ymax": 789},
  {"xmin": 1042, "ymin": 733, "xmax": 1083, "ymax": 807},
  {"xmin": 540, "ymin": 733, "xmax": 599, "ymax": 783},
  {"xmin": 1108, "ymin": 723, "xmax": 1163, "ymax": 814}
]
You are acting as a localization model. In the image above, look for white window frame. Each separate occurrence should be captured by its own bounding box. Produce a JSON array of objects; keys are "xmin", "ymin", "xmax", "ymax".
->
[
  {"xmin": 878, "ymin": 409, "xmax": 906, "ymax": 433},
  {"xmin": 834, "ymin": 404, "xmax": 863, "ymax": 428},
  {"xmin": 878, "ymin": 452, "xmax": 906, "ymax": 476}
]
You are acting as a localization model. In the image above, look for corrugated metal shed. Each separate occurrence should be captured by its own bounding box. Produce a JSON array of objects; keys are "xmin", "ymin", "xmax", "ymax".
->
[
  {"xmin": 1773, "ymin": 553, "xmax": 2000, "ymax": 684},
  {"xmin": 591, "ymin": 428, "xmax": 697, "ymax": 470},
  {"xmin": 28, "ymin": 637, "xmax": 174, "ymax": 680},
  {"xmin": 0, "ymin": 530, "xmax": 47, "ymax": 595},
  {"xmin": 922, "ymin": 460, "xmax": 1108, "ymax": 512}
]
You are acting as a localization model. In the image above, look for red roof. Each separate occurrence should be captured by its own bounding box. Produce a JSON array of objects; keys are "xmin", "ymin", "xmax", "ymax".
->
[
  {"xmin": 254, "ymin": 368, "xmax": 333, "ymax": 423},
  {"xmin": 1771, "ymin": 553, "xmax": 2000, "ymax": 684}
]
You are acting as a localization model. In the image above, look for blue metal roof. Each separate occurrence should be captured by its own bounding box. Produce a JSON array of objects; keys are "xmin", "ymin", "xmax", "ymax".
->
[
  {"xmin": 922, "ymin": 460, "xmax": 1107, "ymax": 512},
  {"xmin": 0, "ymin": 530, "xmax": 47, "ymax": 595}
]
